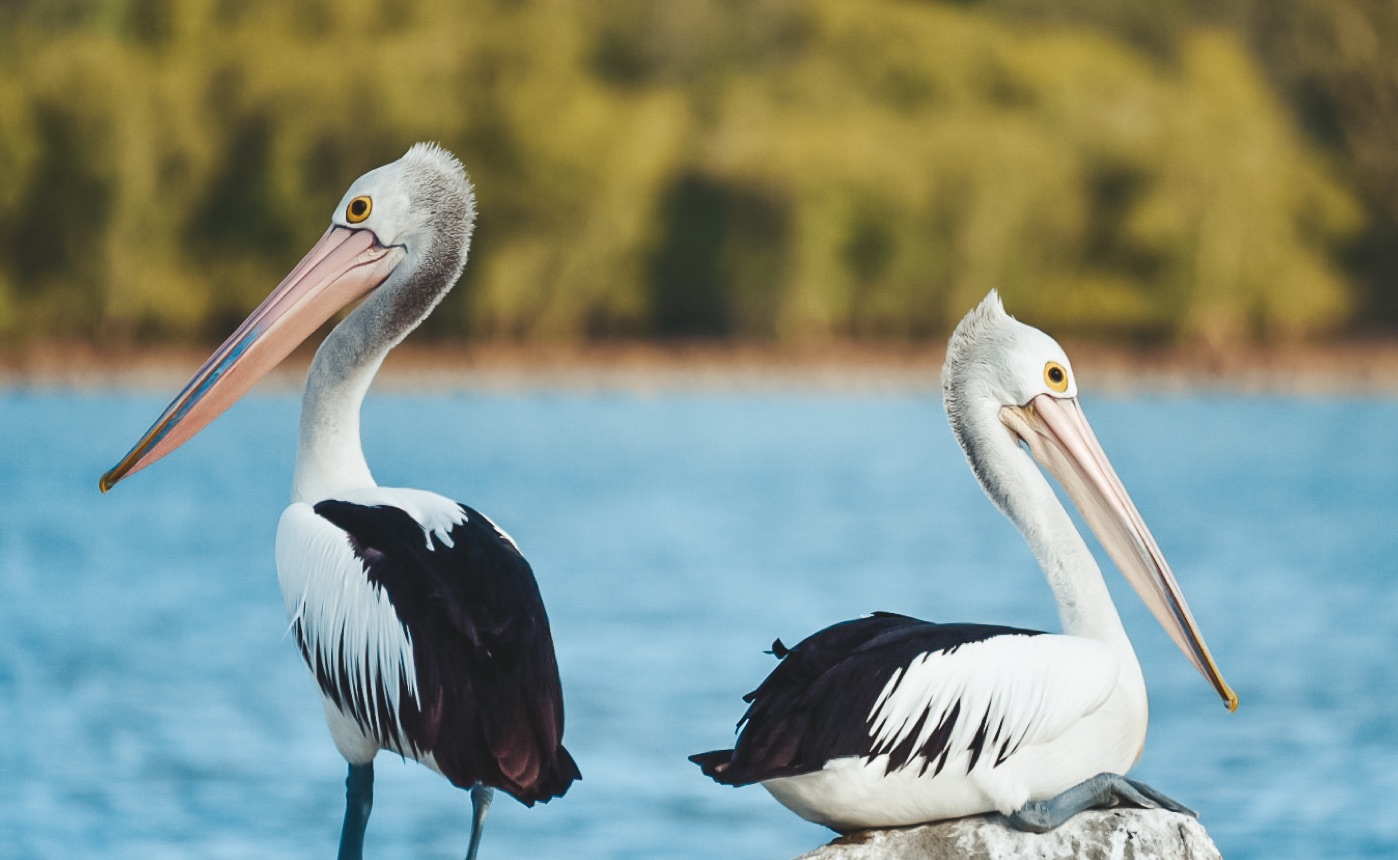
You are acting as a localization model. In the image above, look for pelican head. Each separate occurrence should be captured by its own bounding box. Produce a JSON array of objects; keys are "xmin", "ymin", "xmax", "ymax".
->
[
  {"xmin": 945, "ymin": 291, "xmax": 1237, "ymax": 711},
  {"xmin": 100, "ymin": 143, "xmax": 475, "ymax": 492}
]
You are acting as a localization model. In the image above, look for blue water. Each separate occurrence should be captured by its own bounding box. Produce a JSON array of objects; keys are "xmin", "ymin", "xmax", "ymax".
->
[{"xmin": 3, "ymin": 387, "xmax": 1396, "ymax": 859}]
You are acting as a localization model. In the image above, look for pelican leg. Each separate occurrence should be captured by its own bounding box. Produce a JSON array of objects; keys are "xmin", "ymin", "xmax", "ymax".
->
[
  {"xmin": 338, "ymin": 762, "xmax": 374, "ymax": 860},
  {"xmin": 1005, "ymin": 772, "xmax": 1195, "ymax": 833},
  {"xmin": 465, "ymin": 785, "xmax": 494, "ymax": 860}
]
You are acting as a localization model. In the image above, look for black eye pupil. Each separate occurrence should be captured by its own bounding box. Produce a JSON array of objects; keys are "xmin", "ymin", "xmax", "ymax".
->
[
  {"xmin": 351, "ymin": 200, "xmax": 366, "ymax": 216},
  {"xmin": 1049, "ymin": 367, "xmax": 1063, "ymax": 382}
]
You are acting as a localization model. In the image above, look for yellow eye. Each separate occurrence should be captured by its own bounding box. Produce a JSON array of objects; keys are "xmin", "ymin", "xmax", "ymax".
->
[
  {"xmin": 1044, "ymin": 361, "xmax": 1069, "ymax": 393},
  {"xmin": 346, "ymin": 196, "xmax": 372, "ymax": 224}
]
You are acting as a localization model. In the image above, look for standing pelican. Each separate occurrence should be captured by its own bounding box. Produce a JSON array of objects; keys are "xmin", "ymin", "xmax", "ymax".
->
[
  {"xmin": 691, "ymin": 292, "xmax": 1235, "ymax": 833},
  {"xmin": 101, "ymin": 143, "xmax": 579, "ymax": 859}
]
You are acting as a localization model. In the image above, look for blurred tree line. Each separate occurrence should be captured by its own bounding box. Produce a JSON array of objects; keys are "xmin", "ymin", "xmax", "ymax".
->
[{"xmin": 0, "ymin": 0, "xmax": 1390, "ymax": 347}]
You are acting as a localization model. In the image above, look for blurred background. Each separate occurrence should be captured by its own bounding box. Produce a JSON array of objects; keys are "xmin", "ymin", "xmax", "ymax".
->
[
  {"xmin": 0, "ymin": 0, "xmax": 1394, "ymax": 355},
  {"xmin": 4, "ymin": 3, "xmax": 1398, "ymax": 859}
]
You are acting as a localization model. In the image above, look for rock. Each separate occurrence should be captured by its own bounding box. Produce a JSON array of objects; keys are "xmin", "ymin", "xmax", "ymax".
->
[{"xmin": 795, "ymin": 810, "xmax": 1222, "ymax": 860}]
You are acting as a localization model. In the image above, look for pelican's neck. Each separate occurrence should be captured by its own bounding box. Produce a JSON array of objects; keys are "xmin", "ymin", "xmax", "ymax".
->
[
  {"xmin": 290, "ymin": 304, "xmax": 391, "ymax": 503},
  {"xmin": 290, "ymin": 274, "xmax": 437, "ymax": 503},
  {"xmin": 952, "ymin": 402, "xmax": 1130, "ymax": 646}
]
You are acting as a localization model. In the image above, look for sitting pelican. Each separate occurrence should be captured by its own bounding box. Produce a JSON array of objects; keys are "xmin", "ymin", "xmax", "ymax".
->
[
  {"xmin": 101, "ymin": 143, "xmax": 579, "ymax": 859},
  {"xmin": 691, "ymin": 292, "xmax": 1235, "ymax": 833}
]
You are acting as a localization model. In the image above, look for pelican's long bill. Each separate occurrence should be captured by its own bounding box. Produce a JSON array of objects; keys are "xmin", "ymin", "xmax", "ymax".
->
[
  {"xmin": 100, "ymin": 226, "xmax": 405, "ymax": 492},
  {"xmin": 1001, "ymin": 395, "xmax": 1238, "ymax": 711}
]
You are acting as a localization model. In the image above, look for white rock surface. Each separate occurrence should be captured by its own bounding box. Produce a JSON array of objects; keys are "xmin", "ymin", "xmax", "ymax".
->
[{"xmin": 795, "ymin": 810, "xmax": 1223, "ymax": 860}]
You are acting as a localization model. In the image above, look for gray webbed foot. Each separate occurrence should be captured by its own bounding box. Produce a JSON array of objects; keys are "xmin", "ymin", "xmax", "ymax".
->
[{"xmin": 1005, "ymin": 772, "xmax": 1195, "ymax": 833}]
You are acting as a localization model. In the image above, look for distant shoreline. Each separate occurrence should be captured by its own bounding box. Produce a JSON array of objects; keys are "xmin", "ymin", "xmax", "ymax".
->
[{"xmin": 5, "ymin": 339, "xmax": 1398, "ymax": 395}]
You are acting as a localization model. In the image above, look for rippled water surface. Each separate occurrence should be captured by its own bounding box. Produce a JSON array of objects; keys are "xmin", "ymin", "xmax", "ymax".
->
[{"xmin": 3, "ymin": 388, "xmax": 1396, "ymax": 859}]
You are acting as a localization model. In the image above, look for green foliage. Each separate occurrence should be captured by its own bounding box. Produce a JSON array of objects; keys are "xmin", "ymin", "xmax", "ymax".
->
[{"xmin": 0, "ymin": 0, "xmax": 1372, "ymax": 346}]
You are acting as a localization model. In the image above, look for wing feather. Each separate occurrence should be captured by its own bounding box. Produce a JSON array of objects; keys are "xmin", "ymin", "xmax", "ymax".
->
[
  {"xmin": 692, "ymin": 613, "xmax": 1117, "ymax": 786},
  {"xmin": 867, "ymin": 633, "xmax": 1118, "ymax": 775}
]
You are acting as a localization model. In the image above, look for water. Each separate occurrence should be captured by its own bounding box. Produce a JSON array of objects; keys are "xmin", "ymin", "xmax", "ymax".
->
[{"xmin": 2, "ymin": 387, "xmax": 1396, "ymax": 858}]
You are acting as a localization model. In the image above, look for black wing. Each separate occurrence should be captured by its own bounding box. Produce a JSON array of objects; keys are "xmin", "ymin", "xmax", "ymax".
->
[
  {"xmin": 313, "ymin": 499, "xmax": 581, "ymax": 805},
  {"xmin": 691, "ymin": 612, "xmax": 1043, "ymax": 785}
]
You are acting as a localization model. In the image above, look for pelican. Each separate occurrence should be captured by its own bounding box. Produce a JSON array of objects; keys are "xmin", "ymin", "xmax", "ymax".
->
[
  {"xmin": 691, "ymin": 292, "xmax": 1235, "ymax": 833},
  {"xmin": 100, "ymin": 143, "xmax": 579, "ymax": 859}
]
